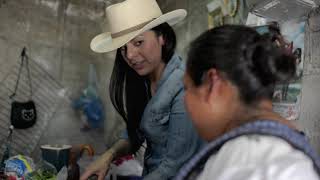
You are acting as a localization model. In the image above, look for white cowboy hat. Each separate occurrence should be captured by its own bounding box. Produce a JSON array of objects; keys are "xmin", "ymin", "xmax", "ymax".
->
[{"xmin": 90, "ymin": 0, "xmax": 187, "ymax": 53}]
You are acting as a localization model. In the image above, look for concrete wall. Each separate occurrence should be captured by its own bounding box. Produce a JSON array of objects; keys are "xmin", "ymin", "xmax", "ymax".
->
[
  {"xmin": 0, "ymin": 0, "xmax": 124, "ymax": 158},
  {"xmin": 296, "ymin": 12, "xmax": 320, "ymax": 152},
  {"xmin": 158, "ymin": 0, "xmax": 209, "ymax": 59}
]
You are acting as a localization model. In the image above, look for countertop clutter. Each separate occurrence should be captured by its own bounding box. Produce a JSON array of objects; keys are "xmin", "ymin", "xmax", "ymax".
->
[{"xmin": 0, "ymin": 143, "xmax": 94, "ymax": 180}]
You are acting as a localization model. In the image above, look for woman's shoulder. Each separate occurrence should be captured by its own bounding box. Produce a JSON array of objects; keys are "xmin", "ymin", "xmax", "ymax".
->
[
  {"xmin": 220, "ymin": 134, "xmax": 309, "ymax": 162},
  {"xmin": 198, "ymin": 135, "xmax": 319, "ymax": 180},
  {"xmin": 158, "ymin": 58, "xmax": 185, "ymax": 94}
]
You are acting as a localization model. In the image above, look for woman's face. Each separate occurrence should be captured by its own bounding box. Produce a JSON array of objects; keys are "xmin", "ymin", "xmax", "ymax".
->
[
  {"xmin": 121, "ymin": 30, "xmax": 165, "ymax": 76},
  {"xmin": 183, "ymin": 73, "xmax": 211, "ymax": 136},
  {"xmin": 183, "ymin": 71, "xmax": 239, "ymax": 141}
]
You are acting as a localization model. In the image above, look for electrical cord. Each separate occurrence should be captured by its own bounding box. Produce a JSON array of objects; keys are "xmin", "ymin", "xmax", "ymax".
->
[{"xmin": 0, "ymin": 126, "xmax": 14, "ymax": 171}]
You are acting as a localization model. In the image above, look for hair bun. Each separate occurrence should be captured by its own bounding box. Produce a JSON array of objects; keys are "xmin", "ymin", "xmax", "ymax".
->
[{"xmin": 244, "ymin": 37, "xmax": 296, "ymax": 86}]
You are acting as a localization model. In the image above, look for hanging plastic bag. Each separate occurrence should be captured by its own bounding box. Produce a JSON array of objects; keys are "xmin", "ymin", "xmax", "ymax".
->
[
  {"xmin": 83, "ymin": 97, "xmax": 104, "ymax": 128},
  {"xmin": 72, "ymin": 63, "xmax": 104, "ymax": 130}
]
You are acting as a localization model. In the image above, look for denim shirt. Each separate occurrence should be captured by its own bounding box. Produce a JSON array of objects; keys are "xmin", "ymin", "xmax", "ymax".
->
[{"xmin": 121, "ymin": 54, "xmax": 204, "ymax": 179}]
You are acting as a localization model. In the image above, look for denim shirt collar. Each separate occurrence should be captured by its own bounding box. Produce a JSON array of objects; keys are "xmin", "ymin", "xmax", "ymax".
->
[{"xmin": 156, "ymin": 53, "xmax": 182, "ymax": 89}]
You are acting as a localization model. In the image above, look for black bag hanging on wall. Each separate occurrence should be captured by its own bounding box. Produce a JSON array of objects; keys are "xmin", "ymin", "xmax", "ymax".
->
[{"xmin": 10, "ymin": 47, "xmax": 37, "ymax": 129}]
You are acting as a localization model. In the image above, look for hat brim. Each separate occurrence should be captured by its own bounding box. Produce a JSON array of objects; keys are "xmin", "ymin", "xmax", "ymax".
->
[{"xmin": 90, "ymin": 9, "xmax": 187, "ymax": 53}]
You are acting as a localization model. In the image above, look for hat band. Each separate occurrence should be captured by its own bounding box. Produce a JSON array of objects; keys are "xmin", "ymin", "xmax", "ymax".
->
[{"xmin": 111, "ymin": 19, "xmax": 154, "ymax": 38}]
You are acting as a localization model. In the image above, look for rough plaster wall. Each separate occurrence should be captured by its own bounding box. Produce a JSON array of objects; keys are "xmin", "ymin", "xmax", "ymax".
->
[
  {"xmin": 296, "ymin": 13, "xmax": 320, "ymax": 153},
  {"xmin": 0, "ymin": 0, "xmax": 124, "ymax": 158},
  {"xmin": 159, "ymin": 0, "xmax": 320, "ymax": 153},
  {"xmin": 158, "ymin": 0, "xmax": 208, "ymax": 58},
  {"xmin": 313, "ymin": 0, "xmax": 320, "ymax": 5}
]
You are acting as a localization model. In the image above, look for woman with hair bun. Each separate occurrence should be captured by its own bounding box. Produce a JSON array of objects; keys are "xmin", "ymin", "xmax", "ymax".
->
[{"xmin": 175, "ymin": 25, "xmax": 320, "ymax": 180}]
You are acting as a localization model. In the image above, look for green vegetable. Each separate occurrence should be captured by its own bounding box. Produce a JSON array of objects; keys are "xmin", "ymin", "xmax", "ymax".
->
[{"xmin": 26, "ymin": 169, "xmax": 57, "ymax": 180}]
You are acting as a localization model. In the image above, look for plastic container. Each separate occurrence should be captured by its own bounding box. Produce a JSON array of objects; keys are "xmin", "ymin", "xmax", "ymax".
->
[{"xmin": 40, "ymin": 144, "xmax": 71, "ymax": 172}]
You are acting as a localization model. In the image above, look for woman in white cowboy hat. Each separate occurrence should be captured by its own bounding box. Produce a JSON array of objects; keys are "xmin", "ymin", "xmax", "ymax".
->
[{"xmin": 80, "ymin": 0, "xmax": 204, "ymax": 179}]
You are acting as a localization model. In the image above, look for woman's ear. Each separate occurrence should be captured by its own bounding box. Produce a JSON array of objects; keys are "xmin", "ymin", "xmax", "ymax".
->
[
  {"xmin": 158, "ymin": 34, "xmax": 165, "ymax": 46},
  {"xmin": 204, "ymin": 68, "xmax": 222, "ymax": 101}
]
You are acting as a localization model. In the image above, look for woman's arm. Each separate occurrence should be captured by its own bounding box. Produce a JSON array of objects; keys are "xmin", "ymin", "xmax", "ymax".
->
[
  {"xmin": 110, "ymin": 139, "xmax": 132, "ymax": 158},
  {"xmin": 80, "ymin": 139, "xmax": 131, "ymax": 180}
]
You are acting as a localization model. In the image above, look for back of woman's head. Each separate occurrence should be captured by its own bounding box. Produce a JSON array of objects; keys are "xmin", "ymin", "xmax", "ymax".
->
[{"xmin": 187, "ymin": 25, "xmax": 296, "ymax": 104}]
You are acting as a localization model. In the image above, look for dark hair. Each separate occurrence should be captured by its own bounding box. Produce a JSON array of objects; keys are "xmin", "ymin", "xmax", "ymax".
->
[
  {"xmin": 187, "ymin": 25, "xmax": 296, "ymax": 104},
  {"xmin": 152, "ymin": 23, "xmax": 177, "ymax": 63},
  {"xmin": 109, "ymin": 23, "xmax": 176, "ymax": 153}
]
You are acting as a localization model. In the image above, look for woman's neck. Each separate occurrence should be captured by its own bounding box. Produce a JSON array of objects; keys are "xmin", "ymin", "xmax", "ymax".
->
[
  {"xmin": 225, "ymin": 99, "xmax": 296, "ymax": 132},
  {"xmin": 148, "ymin": 61, "xmax": 166, "ymax": 95}
]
